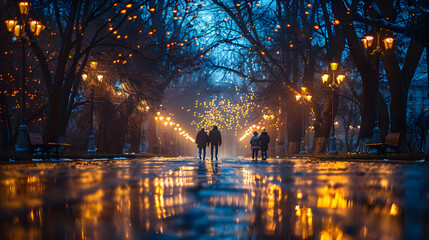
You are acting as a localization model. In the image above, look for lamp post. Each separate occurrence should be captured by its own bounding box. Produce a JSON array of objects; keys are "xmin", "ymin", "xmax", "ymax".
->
[
  {"xmin": 82, "ymin": 61, "xmax": 102, "ymax": 153},
  {"xmin": 361, "ymin": 29, "xmax": 394, "ymax": 144},
  {"xmin": 322, "ymin": 63, "xmax": 345, "ymax": 154},
  {"xmin": 5, "ymin": 1, "xmax": 44, "ymax": 153},
  {"xmin": 295, "ymin": 87, "xmax": 312, "ymax": 154}
]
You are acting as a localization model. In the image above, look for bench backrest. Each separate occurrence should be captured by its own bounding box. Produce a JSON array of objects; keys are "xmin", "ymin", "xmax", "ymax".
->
[
  {"xmin": 385, "ymin": 133, "xmax": 401, "ymax": 146},
  {"xmin": 29, "ymin": 133, "xmax": 43, "ymax": 145}
]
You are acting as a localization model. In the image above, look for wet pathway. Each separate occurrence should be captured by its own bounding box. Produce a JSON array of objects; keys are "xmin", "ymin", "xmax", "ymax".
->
[{"xmin": 0, "ymin": 157, "xmax": 428, "ymax": 239}]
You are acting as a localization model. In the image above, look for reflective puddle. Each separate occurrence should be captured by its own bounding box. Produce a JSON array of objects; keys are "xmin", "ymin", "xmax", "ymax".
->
[{"xmin": 0, "ymin": 158, "xmax": 428, "ymax": 239}]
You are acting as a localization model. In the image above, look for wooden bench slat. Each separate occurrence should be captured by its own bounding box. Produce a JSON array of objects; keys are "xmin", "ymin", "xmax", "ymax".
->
[{"xmin": 365, "ymin": 133, "xmax": 401, "ymax": 153}]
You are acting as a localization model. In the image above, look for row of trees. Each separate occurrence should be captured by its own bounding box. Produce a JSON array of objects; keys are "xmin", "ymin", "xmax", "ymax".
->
[
  {"xmin": 0, "ymin": 0, "xmax": 427, "ymax": 154},
  {"xmin": 202, "ymin": 0, "xmax": 428, "ymax": 153},
  {"xmin": 0, "ymin": 0, "xmax": 216, "ymax": 153}
]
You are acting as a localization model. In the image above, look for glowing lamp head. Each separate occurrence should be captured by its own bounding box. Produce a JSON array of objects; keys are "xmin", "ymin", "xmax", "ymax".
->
[
  {"xmin": 159, "ymin": 116, "xmax": 163, "ymax": 121},
  {"xmin": 5, "ymin": 20, "xmax": 18, "ymax": 32},
  {"xmin": 336, "ymin": 74, "xmax": 345, "ymax": 85},
  {"xmin": 19, "ymin": 2, "xmax": 30, "ymax": 17},
  {"xmin": 306, "ymin": 95, "xmax": 312, "ymax": 101},
  {"xmin": 29, "ymin": 20, "xmax": 39, "ymax": 32},
  {"xmin": 164, "ymin": 122, "xmax": 168, "ymax": 126},
  {"xmin": 81, "ymin": 74, "xmax": 88, "ymax": 81},
  {"xmin": 364, "ymin": 35, "xmax": 374, "ymax": 48},
  {"xmin": 166, "ymin": 117, "xmax": 171, "ymax": 121},
  {"xmin": 97, "ymin": 75, "xmax": 103, "ymax": 82},
  {"xmin": 295, "ymin": 94, "xmax": 302, "ymax": 101},
  {"xmin": 383, "ymin": 37, "xmax": 394, "ymax": 50},
  {"xmin": 35, "ymin": 24, "xmax": 43, "ymax": 36},
  {"xmin": 156, "ymin": 112, "xmax": 160, "ymax": 115},
  {"xmin": 90, "ymin": 61, "xmax": 97, "ymax": 69},
  {"xmin": 13, "ymin": 24, "xmax": 23, "ymax": 37},
  {"xmin": 330, "ymin": 62, "xmax": 338, "ymax": 71},
  {"xmin": 322, "ymin": 74, "xmax": 329, "ymax": 84}
]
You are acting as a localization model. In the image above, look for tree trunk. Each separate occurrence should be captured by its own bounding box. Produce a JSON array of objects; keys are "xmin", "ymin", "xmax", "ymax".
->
[{"xmin": 286, "ymin": 99, "xmax": 302, "ymax": 154}]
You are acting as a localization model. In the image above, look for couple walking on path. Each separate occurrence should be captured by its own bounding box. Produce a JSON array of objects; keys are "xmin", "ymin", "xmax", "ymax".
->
[
  {"xmin": 195, "ymin": 126, "xmax": 222, "ymax": 160},
  {"xmin": 250, "ymin": 129, "xmax": 270, "ymax": 161}
]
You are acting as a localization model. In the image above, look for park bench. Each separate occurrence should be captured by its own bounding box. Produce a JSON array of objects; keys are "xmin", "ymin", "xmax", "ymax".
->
[
  {"xmin": 29, "ymin": 133, "xmax": 70, "ymax": 159},
  {"xmin": 365, "ymin": 133, "xmax": 401, "ymax": 153}
]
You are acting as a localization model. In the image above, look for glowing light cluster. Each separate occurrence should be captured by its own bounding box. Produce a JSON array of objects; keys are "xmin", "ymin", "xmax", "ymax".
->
[
  {"xmin": 155, "ymin": 112, "xmax": 195, "ymax": 142},
  {"xmin": 189, "ymin": 92, "xmax": 258, "ymax": 136}
]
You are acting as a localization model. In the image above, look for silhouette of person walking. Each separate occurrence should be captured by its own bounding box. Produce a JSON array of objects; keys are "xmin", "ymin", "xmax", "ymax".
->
[
  {"xmin": 195, "ymin": 128, "xmax": 209, "ymax": 160},
  {"xmin": 250, "ymin": 131, "xmax": 260, "ymax": 161},
  {"xmin": 208, "ymin": 125, "xmax": 222, "ymax": 160},
  {"xmin": 259, "ymin": 129, "xmax": 270, "ymax": 160}
]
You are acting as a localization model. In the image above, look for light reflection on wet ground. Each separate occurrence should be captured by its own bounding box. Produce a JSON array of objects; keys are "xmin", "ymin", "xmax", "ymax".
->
[{"xmin": 0, "ymin": 157, "xmax": 428, "ymax": 239}]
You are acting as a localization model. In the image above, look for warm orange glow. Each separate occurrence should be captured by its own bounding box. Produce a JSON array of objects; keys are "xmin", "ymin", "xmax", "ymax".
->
[
  {"xmin": 336, "ymin": 74, "xmax": 345, "ymax": 85},
  {"xmin": 5, "ymin": 20, "xmax": 18, "ymax": 32},
  {"xmin": 13, "ymin": 25, "xmax": 23, "ymax": 37},
  {"xmin": 330, "ymin": 62, "xmax": 338, "ymax": 71},
  {"xmin": 90, "ymin": 61, "xmax": 97, "ymax": 69},
  {"xmin": 364, "ymin": 35, "xmax": 374, "ymax": 48},
  {"xmin": 322, "ymin": 74, "xmax": 329, "ymax": 83},
  {"xmin": 383, "ymin": 37, "xmax": 394, "ymax": 50},
  {"xmin": 126, "ymin": 3, "xmax": 132, "ymax": 8},
  {"xmin": 19, "ymin": 2, "xmax": 30, "ymax": 16},
  {"xmin": 35, "ymin": 24, "xmax": 43, "ymax": 36}
]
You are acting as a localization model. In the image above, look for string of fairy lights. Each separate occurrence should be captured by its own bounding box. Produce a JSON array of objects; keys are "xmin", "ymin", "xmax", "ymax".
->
[
  {"xmin": 155, "ymin": 111, "xmax": 195, "ymax": 143},
  {"xmin": 188, "ymin": 87, "xmax": 261, "ymax": 136}
]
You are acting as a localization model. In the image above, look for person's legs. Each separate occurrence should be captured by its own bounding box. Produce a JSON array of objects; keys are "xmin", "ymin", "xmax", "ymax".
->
[
  {"xmin": 211, "ymin": 144, "xmax": 214, "ymax": 160},
  {"xmin": 252, "ymin": 150, "xmax": 255, "ymax": 160},
  {"xmin": 203, "ymin": 147, "xmax": 206, "ymax": 160},
  {"xmin": 255, "ymin": 150, "xmax": 258, "ymax": 161},
  {"xmin": 198, "ymin": 148, "xmax": 202, "ymax": 159},
  {"xmin": 215, "ymin": 145, "xmax": 218, "ymax": 160}
]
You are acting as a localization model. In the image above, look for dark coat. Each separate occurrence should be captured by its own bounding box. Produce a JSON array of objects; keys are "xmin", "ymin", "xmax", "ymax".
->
[
  {"xmin": 208, "ymin": 126, "xmax": 222, "ymax": 146},
  {"xmin": 259, "ymin": 131, "xmax": 270, "ymax": 150},
  {"xmin": 196, "ymin": 130, "xmax": 209, "ymax": 148},
  {"xmin": 250, "ymin": 135, "xmax": 260, "ymax": 150}
]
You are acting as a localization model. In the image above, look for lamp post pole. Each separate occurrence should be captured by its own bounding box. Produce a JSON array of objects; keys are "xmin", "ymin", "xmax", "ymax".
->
[
  {"xmin": 83, "ymin": 61, "xmax": 100, "ymax": 153},
  {"xmin": 322, "ymin": 63, "xmax": 345, "ymax": 155},
  {"xmin": 373, "ymin": 52, "xmax": 381, "ymax": 144},
  {"xmin": 295, "ymin": 87, "xmax": 312, "ymax": 154},
  {"xmin": 362, "ymin": 29, "xmax": 394, "ymax": 146},
  {"xmin": 6, "ymin": 1, "xmax": 44, "ymax": 154},
  {"xmin": 15, "ymin": 41, "xmax": 29, "ymax": 153},
  {"xmin": 329, "ymin": 83, "xmax": 337, "ymax": 155},
  {"xmin": 88, "ymin": 85, "xmax": 96, "ymax": 153}
]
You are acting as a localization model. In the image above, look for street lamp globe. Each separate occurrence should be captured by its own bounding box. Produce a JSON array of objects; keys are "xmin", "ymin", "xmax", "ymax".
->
[
  {"xmin": 97, "ymin": 74, "xmax": 103, "ymax": 82},
  {"xmin": 13, "ymin": 25, "xmax": 23, "ymax": 37},
  {"xmin": 322, "ymin": 74, "xmax": 329, "ymax": 84},
  {"xmin": 19, "ymin": 2, "xmax": 30, "ymax": 17},
  {"xmin": 383, "ymin": 37, "xmax": 394, "ymax": 50},
  {"xmin": 336, "ymin": 74, "xmax": 345, "ymax": 85},
  {"xmin": 330, "ymin": 62, "xmax": 338, "ymax": 71},
  {"xmin": 5, "ymin": 20, "xmax": 18, "ymax": 32}
]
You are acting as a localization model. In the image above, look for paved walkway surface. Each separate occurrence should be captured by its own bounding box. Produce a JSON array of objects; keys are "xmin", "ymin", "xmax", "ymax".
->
[{"xmin": 0, "ymin": 157, "xmax": 428, "ymax": 239}]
